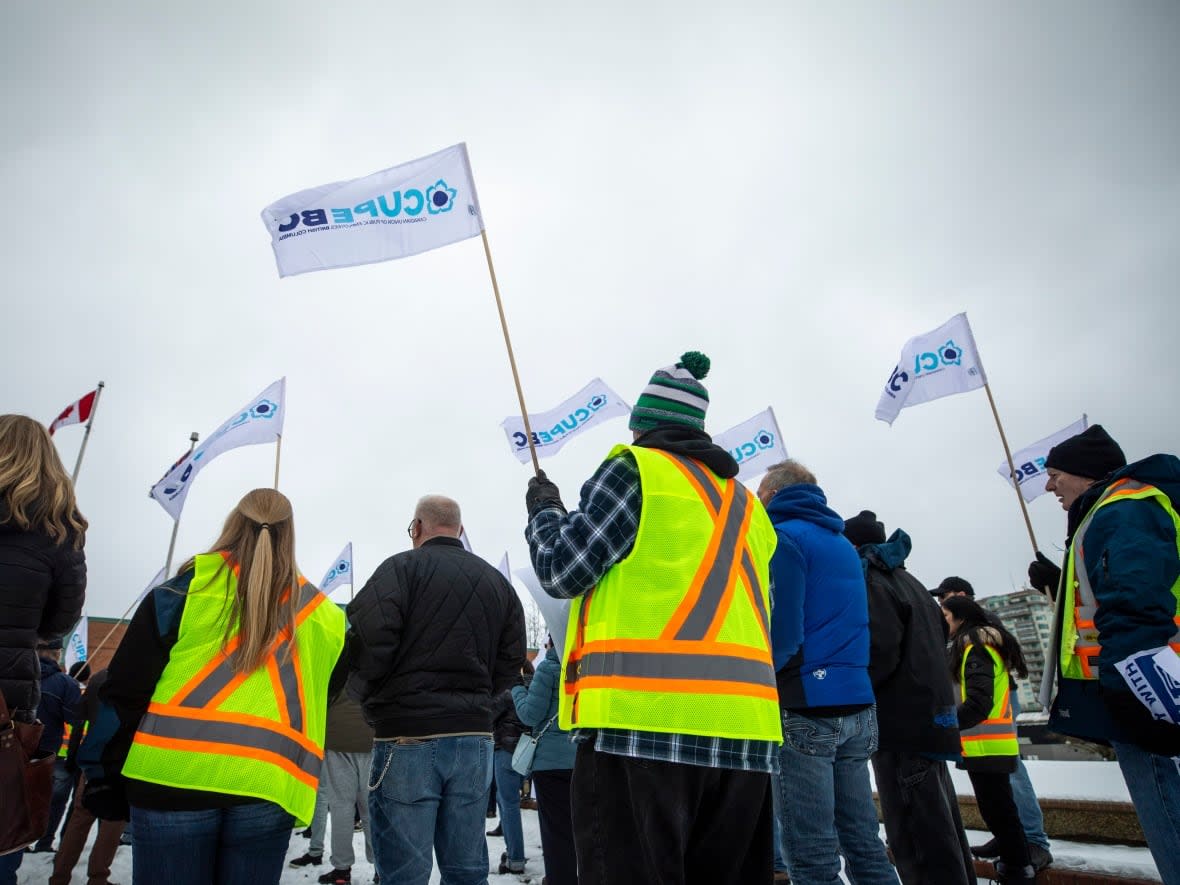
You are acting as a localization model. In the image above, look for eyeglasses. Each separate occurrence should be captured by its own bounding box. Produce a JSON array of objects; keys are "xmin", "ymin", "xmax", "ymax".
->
[{"xmin": 406, "ymin": 518, "xmax": 419, "ymax": 538}]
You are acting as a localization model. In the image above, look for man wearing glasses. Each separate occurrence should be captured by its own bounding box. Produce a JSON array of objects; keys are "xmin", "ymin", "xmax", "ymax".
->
[{"xmin": 346, "ymin": 495, "xmax": 526, "ymax": 885}]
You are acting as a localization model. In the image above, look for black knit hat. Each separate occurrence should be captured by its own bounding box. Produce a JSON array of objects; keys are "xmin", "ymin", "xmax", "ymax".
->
[
  {"xmin": 628, "ymin": 351, "xmax": 711, "ymax": 432},
  {"xmin": 1044, "ymin": 424, "xmax": 1126, "ymax": 481},
  {"xmin": 933, "ymin": 576, "xmax": 974, "ymax": 599},
  {"xmin": 843, "ymin": 510, "xmax": 886, "ymax": 548},
  {"xmin": 36, "ymin": 638, "xmax": 63, "ymax": 650}
]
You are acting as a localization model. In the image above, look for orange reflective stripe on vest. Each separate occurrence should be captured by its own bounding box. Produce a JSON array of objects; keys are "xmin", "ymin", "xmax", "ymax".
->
[{"xmin": 565, "ymin": 451, "xmax": 773, "ymax": 700}]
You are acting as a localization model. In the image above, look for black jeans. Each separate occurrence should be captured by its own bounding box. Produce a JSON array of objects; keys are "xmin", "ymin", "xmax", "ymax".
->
[
  {"xmin": 533, "ymin": 769, "xmax": 577, "ymax": 885},
  {"xmin": 873, "ymin": 751, "xmax": 973, "ymax": 885},
  {"xmin": 571, "ymin": 742, "xmax": 773, "ymax": 885},
  {"xmin": 967, "ymin": 769, "xmax": 1031, "ymax": 874}
]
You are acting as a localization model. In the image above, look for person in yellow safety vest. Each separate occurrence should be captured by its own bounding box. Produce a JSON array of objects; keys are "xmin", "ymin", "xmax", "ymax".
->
[
  {"xmin": 524, "ymin": 351, "xmax": 782, "ymax": 885},
  {"xmin": 941, "ymin": 595, "xmax": 1034, "ymax": 885},
  {"xmin": 96, "ymin": 489, "xmax": 346, "ymax": 885},
  {"xmin": 1030, "ymin": 425, "xmax": 1180, "ymax": 884}
]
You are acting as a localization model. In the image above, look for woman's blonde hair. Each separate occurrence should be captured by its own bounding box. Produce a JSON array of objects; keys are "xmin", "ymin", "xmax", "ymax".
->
[
  {"xmin": 0, "ymin": 414, "xmax": 87, "ymax": 548},
  {"xmin": 182, "ymin": 488, "xmax": 300, "ymax": 675}
]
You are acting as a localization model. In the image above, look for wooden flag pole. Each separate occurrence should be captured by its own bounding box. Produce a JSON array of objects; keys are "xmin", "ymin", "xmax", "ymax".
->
[
  {"xmin": 274, "ymin": 434, "xmax": 283, "ymax": 488},
  {"xmin": 984, "ymin": 383, "xmax": 1040, "ymax": 555},
  {"xmin": 71, "ymin": 381, "xmax": 106, "ymax": 483},
  {"xmin": 480, "ymin": 230, "xmax": 542, "ymax": 475},
  {"xmin": 164, "ymin": 432, "xmax": 200, "ymax": 577}
]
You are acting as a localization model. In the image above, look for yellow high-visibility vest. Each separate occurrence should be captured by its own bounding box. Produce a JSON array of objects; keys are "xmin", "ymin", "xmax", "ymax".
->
[
  {"xmin": 559, "ymin": 444, "xmax": 782, "ymax": 742},
  {"xmin": 122, "ymin": 553, "xmax": 345, "ymax": 825},
  {"xmin": 959, "ymin": 644, "xmax": 1018, "ymax": 759},
  {"xmin": 1060, "ymin": 479, "xmax": 1180, "ymax": 681}
]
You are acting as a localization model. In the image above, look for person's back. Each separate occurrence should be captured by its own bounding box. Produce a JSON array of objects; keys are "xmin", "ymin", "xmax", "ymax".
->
[
  {"xmin": 845, "ymin": 512, "xmax": 971, "ymax": 885},
  {"xmin": 347, "ymin": 494, "xmax": 525, "ymax": 885}
]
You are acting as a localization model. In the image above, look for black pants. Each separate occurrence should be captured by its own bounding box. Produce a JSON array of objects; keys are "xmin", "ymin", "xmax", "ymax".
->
[
  {"xmin": 534, "ymin": 769, "xmax": 578, "ymax": 885},
  {"xmin": 968, "ymin": 769, "xmax": 1031, "ymax": 874},
  {"xmin": 571, "ymin": 741, "xmax": 773, "ymax": 885},
  {"xmin": 873, "ymin": 751, "xmax": 974, "ymax": 885}
]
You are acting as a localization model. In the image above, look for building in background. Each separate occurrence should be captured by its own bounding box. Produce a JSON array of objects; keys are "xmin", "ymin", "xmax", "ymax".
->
[{"xmin": 980, "ymin": 587, "xmax": 1054, "ymax": 713}]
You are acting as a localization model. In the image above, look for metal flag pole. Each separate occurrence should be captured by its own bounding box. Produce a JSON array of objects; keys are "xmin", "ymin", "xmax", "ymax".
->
[
  {"xmin": 164, "ymin": 432, "xmax": 200, "ymax": 577},
  {"xmin": 479, "ymin": 230, "xmax": 542, "ymax": 476},
  {"xmin": 71, "ymin": 381, "xmax": 105, "ymax": 483},
  {"xmin": 984, "ymin": 383, "xmax": 1040, "ymax": 555},
  {"xmin": 350, "ymin": 543, "xmax": 356, "ymax": 601},
  {"xmin": 274, "ymin": 434, "xmax": 283, "ymax": 488}
]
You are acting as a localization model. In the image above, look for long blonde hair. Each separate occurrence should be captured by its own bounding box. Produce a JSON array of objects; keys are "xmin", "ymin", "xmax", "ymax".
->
[
  {"xmin": 0, "ymin": 414, "xmax": 87, "ymax": 548},
  {"xmin": 182, "ymin": 488, "xmax": 300, "ymax": 674}
]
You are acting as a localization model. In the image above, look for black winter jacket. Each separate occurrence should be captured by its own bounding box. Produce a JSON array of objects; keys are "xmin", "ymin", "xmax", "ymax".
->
[
  {"xmin": 860, "ymin": 530, "xmax": 961, "ymax": 759},
  {"xmin": 0, "ymin": 509, "xmax": 86, "ymax": 716},
  {"xmin": 492, "ymin": 683, "xmax": 529, "ymax": 752},
  {"xmin": 346, "ymin": 537, "xmax": 526, "ymax": 738}
]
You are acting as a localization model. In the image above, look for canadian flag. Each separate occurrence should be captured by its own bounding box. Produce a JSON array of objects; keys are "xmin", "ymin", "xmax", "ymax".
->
[{"xmin": 49, "ymin": 390, "xmax": 98, "ymax": 435}]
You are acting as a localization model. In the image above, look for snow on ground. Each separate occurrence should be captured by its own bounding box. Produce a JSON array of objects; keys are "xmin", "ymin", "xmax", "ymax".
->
[{"xmin": 15, "ymin": 808, "xmax": 548, "ymax": 884}]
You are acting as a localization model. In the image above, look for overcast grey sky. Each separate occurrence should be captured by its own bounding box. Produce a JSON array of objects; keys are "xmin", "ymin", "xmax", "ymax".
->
[{"xmin": 3, "ymin": 2, "xmax": 1178, "ymax": 620}]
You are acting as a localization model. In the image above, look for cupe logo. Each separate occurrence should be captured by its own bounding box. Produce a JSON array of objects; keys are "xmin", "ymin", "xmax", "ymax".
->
[
  {"xmin": 913, "ymin": 339, "xmax": 963, "ymax": 376},
  {"xmin": 277, "ymin": 179, "xmax": 458, "ymax": 232},
  {"xmin": 513, "ymin": 394, "xmax": 610, "ymax": 449},
  {"xmin": 729, "ymin": 429, "xmax": 776, "ymax": 465}
]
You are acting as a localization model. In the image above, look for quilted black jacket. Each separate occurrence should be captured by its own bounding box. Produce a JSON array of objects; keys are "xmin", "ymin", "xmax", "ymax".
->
[{"xmin": 346, "ymin": 537, "xmax": 526, "ymax": 738}]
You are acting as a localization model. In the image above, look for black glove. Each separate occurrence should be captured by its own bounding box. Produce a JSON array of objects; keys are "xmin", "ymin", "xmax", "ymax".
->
[
  {"xmin": 526, "ymin": 470, "xmax": 565, "ymax": 517},
  {"xmin": 81, "ymin": 777, "xmax": 130, "ymax": 822},
  {"xmin": 1028, "ymin": 552, "xmax": 1062, "ymax": 598},
  {"xmin": 1103, "ymin": 691, "xmax": 1180, "ymax": 757}
]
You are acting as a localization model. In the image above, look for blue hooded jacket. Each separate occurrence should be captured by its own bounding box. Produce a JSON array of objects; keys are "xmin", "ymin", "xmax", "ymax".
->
[{"xmin": 765, "ymin": 484, "xmax": 874, "ymax": 710}]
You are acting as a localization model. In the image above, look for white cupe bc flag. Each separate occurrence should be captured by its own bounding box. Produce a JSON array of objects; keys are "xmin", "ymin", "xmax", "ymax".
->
[
  {"xmin": 875, "ymin": 313, "xmax": 987, "ymax": 425},
  {"xmin": 496, "ymin": 553, "xmax": 511, "ymax": 584},
  {"xmin": 261, "ymin": 143, "xmax": 484, "ymax": 278},
  {"xmin": 64, "ymin": 615, "xmax": 88, "ymax": 672},
  {"xmin": 712, "ymin": 407, "xmax": 787, "ymax": 483},
  {"xmin": 320, "ymin": 543, "xmax": 354, "ymax": 595},
  {"xmin": 150, "ymin": 378, "xmax": 286, "ymax": 520},
  {"xmin": 501, "ymin": 378, "xmax": 631, "ymax": 463},
  {"xmin": 996, "ymin": 416, "xmax": 1089, "ymax": 503},
  {"xmin": 515, "ymin": 565, "xmax": 571, "ymax": 655}
]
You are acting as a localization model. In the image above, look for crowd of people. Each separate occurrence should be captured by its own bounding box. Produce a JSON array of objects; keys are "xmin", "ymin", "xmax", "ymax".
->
[{"xmin": 2, "ymin": 350, "xmax": 1179, "ymax": 885}]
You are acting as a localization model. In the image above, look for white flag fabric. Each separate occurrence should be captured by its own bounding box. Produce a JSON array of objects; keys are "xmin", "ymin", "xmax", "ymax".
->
[
  {"xmin": 713, "ymin": 407, "xmax": 787, "ymax": 482},
  {"xmin": 997, "ymin": 416, "xmax": 1089, "ymax": 502},
  {"xmin": 64, "ymin": 615, "xmax": 88, "ymax": 672},
  {"xmin": 320, "ymin": 543, "xmax": 354, "ymax": 594},
  {"xmin": 515, "ymin": 566, "xmax": 571, "ymax": 655},
  {"xmin": 261, "ymin": 143, "xmax": 484, "ymax": 278},
  {"xmin": 496, "ymin": 553, "xmax": 512, "ymax": 584},
  {"xmin": 501, "ymin": 378, "xmax": 631, "ymax": 463},
  {"xmin": 460, "ymin": 528, "xmax": 473, "ymax": 553},
  {"xmin": 875, "ymin": 313, "xmax": 987, "ymax": 425},
  {"xmin": 150, "ymin": 378, "xmax": 286, "ymax": 520}
]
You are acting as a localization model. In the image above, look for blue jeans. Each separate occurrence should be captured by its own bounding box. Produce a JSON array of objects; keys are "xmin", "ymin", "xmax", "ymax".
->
[
  {"xmin": 1112, "ymin": 740, "xmax": 1180, "ymax": 885},
  {"xmin": 777, "ymin": 706, "xmax": 899, "ymax": 885},
  {"xmin": 0, "ymin": 850, "xmax": 22, "ymax": 885},
  {"xmin": 368, "ymin": 735, "xmax": 493, "ymax": 885},
  {"xmin": 130, "ymin": 801, "xmax": 294, "ymax": 885},
  {"xmin": 1008, "ymin": 693, "xmax": 1050, "ymax": 851},
  {"xmin": 493, "ymin": 749, "xmax": 525, "ymax": 868}
]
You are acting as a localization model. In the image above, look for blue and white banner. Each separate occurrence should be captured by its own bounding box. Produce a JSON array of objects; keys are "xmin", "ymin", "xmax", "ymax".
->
[
  {"xmin": 501, "ymin": 378, "xmax": 630, "ymax": 463},
  {"xmin": 997, "ymin": 416, "xmax": 1089, "ymax": 503},
  {"xmin": 1114, "ymin": 646, "xmax": 1180, "ymax": 726},
  {"xmin": 150, "ymin": 378, "xmax": 286, "ymax": 520},
  {"xmin": 262, "ymin": 143, "xmax": 484, "ymax": 278},
  {"xmin": 713, "ymin": 407, "xmax": 787, "ymax": 483},
  {"xmin": 515, "ymin": 565, "xmax": 571, "ymax": 655},
  {"xmin": 64, "ymin": 614, "xmax": 87, "ymax": 672},
  {"xmin": 875, "ymin": 313, "xmax": 987, "ymax": 425},
  {"xmin": 320, "ymin": 543, "xmax": 354, "ymax": 595}
]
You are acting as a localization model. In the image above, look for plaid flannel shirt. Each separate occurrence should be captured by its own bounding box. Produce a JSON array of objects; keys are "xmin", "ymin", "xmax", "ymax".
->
[{"xmin": 525, "ymin": 450, "xmax": 780, "ymax": 774}]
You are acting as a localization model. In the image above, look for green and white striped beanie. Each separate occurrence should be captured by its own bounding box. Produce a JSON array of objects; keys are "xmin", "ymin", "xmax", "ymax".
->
[{"xmin": 628, "ymin": 351, "xmax": 711, "ymax": 432}]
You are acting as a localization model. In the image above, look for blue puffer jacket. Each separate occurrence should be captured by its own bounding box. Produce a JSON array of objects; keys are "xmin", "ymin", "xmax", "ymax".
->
[
  {"xmin": 765, "ymin": 484, "xmax": 874, "ymax": 711},
  {"xmin": 1050, "ymin": 454, "xmax": 1180, "ymax": 754},
  {"xmin": 511, "ymin": 645, "xmax": 575, "ymax": 772}
]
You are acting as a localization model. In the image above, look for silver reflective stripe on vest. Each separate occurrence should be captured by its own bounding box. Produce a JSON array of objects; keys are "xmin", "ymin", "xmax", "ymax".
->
[
  {"xmin": 961, "ymin": 720, "xmax": 1014, "ymax": 739},
  {"xmin": 674, "ymin": 489, "xmax": 753, "ymax": 641},
  {"xmin": 740, "ymin": 548, "xmax": 770, "ymax": 638},
  {"xmin": 568, "ymin": 650, "xmax": 776, "ymax": 687},
  {"xmin": 137, "ymin": 711, "xmax": 321, "ymax": 780},
  {"xmin": 672, "ymin": 455, "xmax": 723, "ymax": 514}
]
